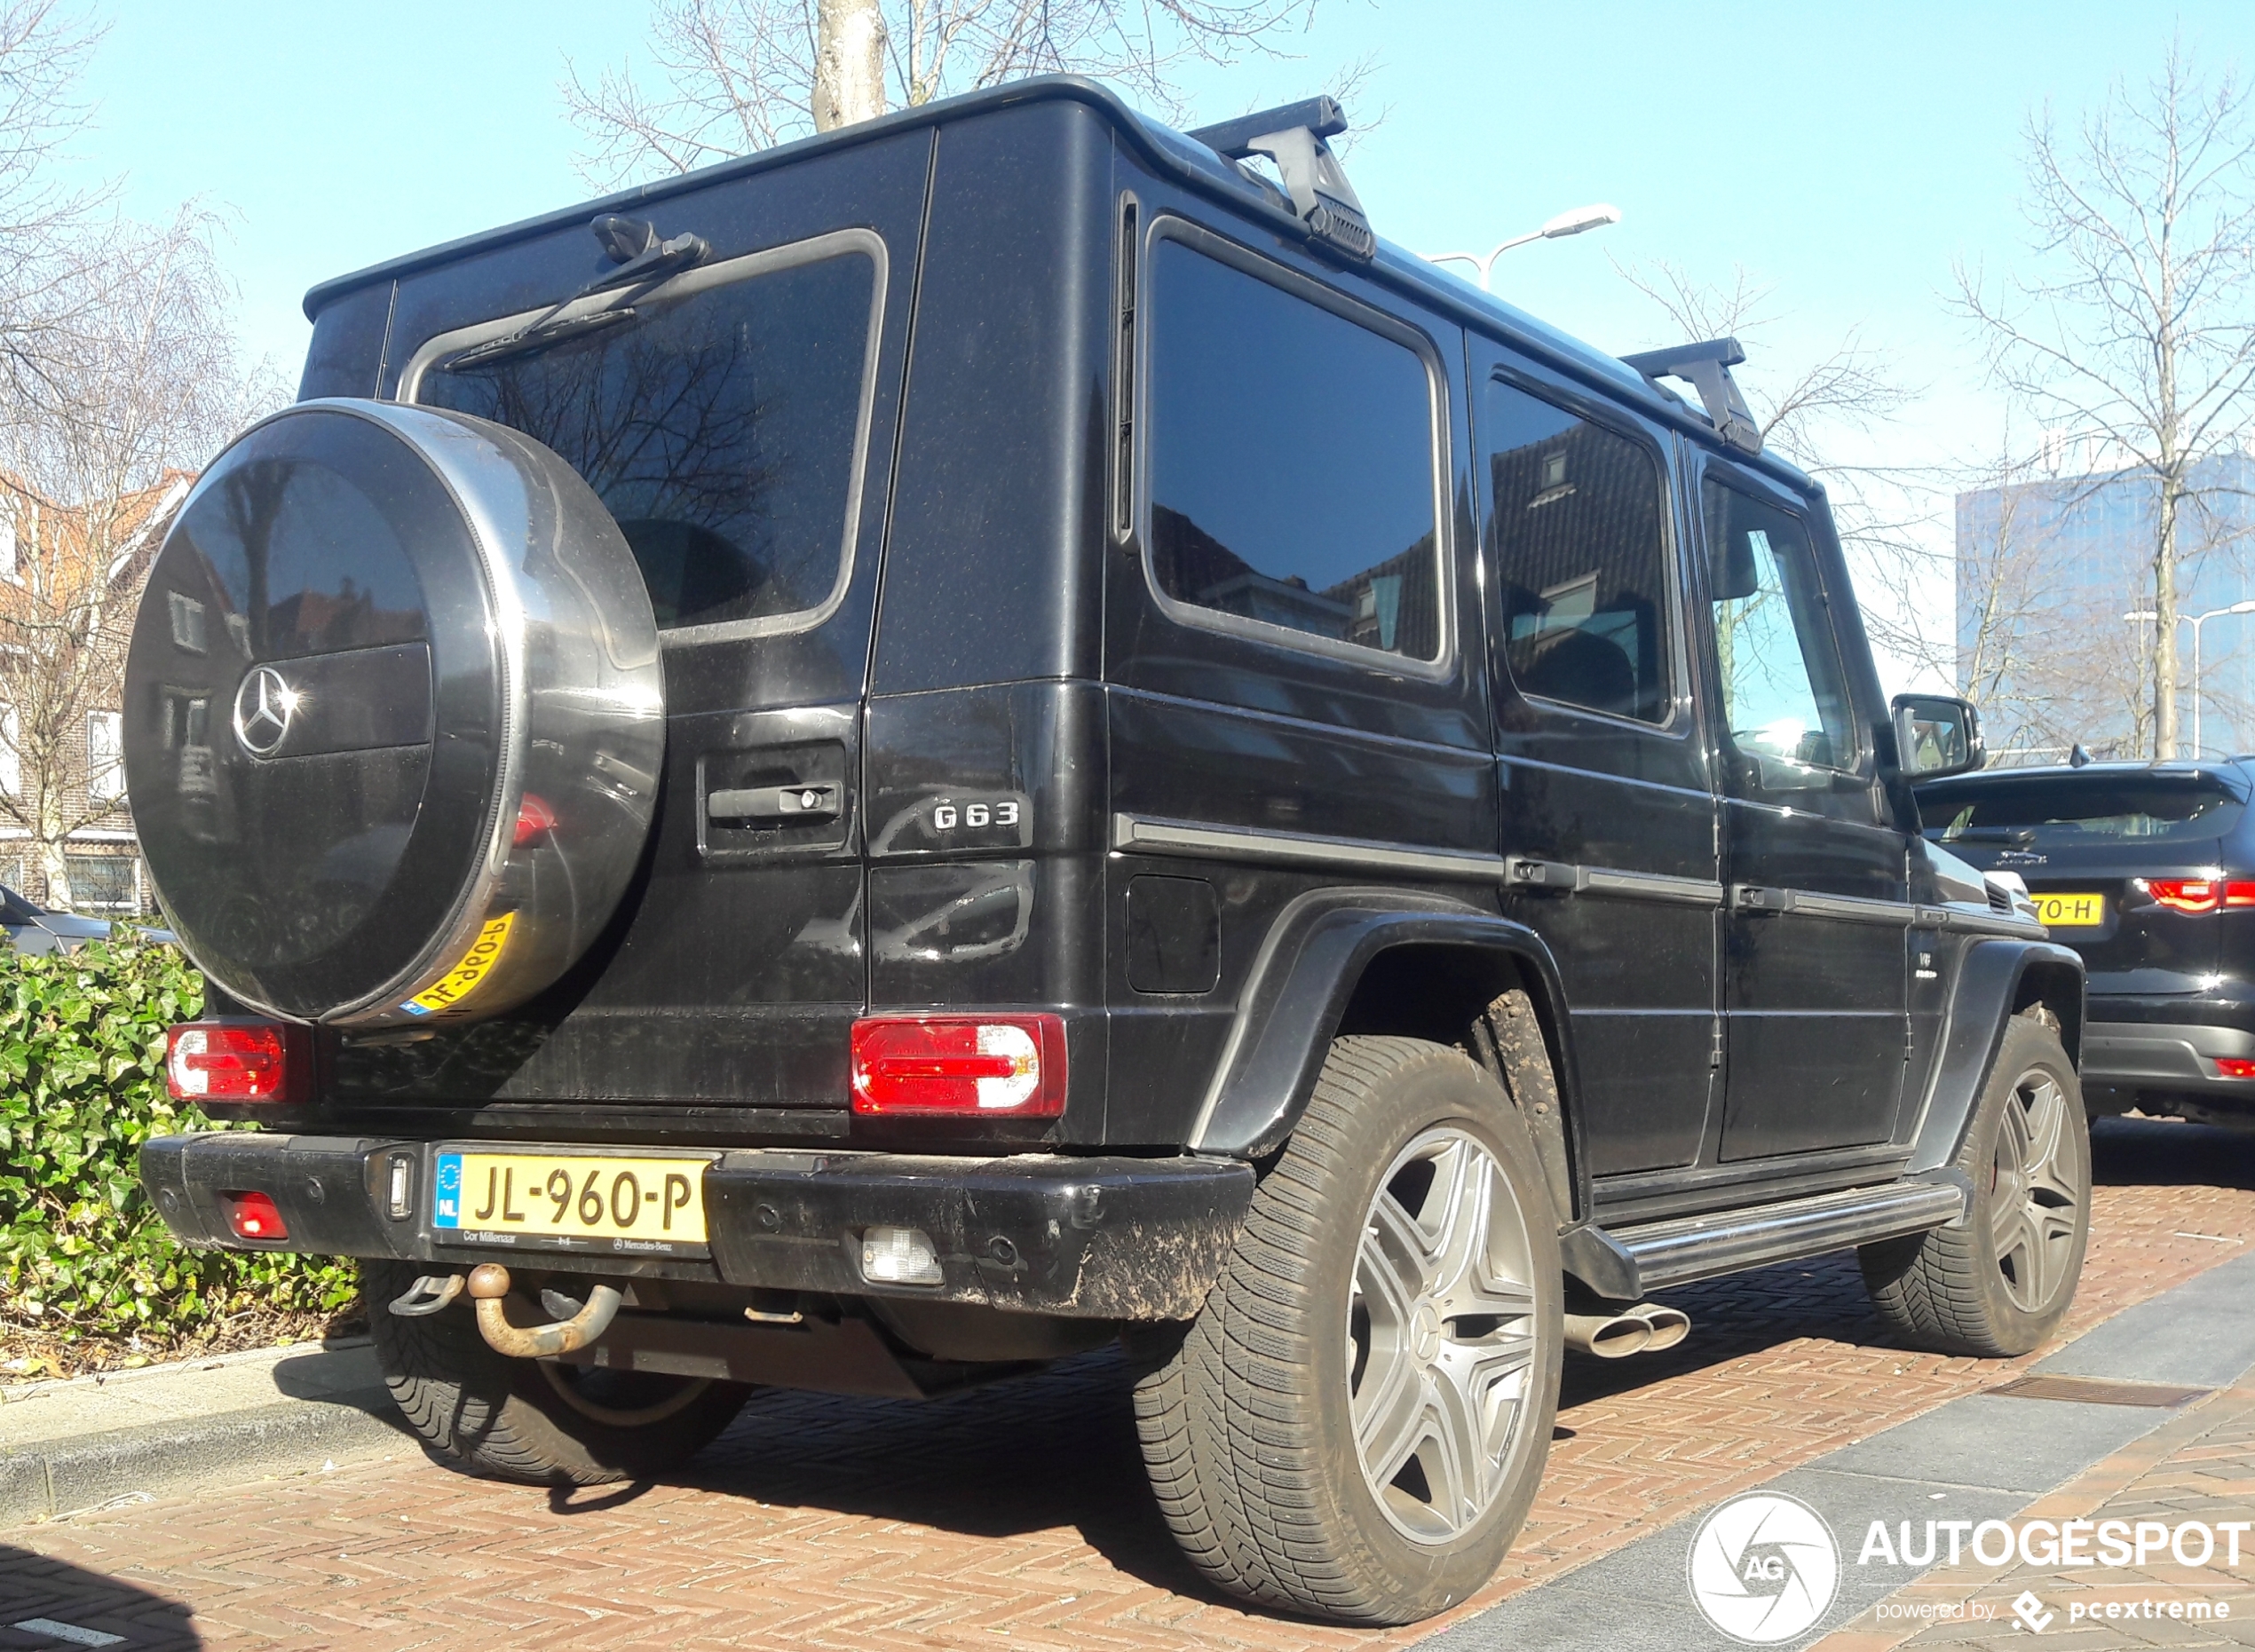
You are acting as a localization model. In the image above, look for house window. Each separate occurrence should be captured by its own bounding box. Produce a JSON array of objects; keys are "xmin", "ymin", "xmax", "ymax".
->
[
  {"xmin": 87, "ymin": 710, "xmax": 124, "ymax": 802},
  {"xmin": 67, "ymin": 855, "xmax": 140, "ymax": 913}
]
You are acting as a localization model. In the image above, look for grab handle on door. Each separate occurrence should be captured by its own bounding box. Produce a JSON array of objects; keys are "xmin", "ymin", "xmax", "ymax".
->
[{"xmin": 708, "ymin": 783, "xmax": 842, "ymax": 825}]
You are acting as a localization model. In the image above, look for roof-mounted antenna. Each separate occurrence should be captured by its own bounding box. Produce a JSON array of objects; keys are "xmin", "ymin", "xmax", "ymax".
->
[
  {"xmin": 1620, "ymin": 337, "xmax": 1762, "ymax": 455},
  {"xmin": 2069, "ymin": 742, "xmax": 2093, "ymax": 768},
  {"xmin": 1189, "ymin": 97, "xmax": 1375, "ymax": 263}
]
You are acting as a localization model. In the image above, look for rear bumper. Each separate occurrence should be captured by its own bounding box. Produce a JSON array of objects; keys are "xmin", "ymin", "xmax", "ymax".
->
[
  {"xmin": 2081, "ymin": 992, "xmax": 2255, "ymax": 1111},
  {"xmin": 139, "ymin": 1133, "xmax": 1253, "ymax": 1321}
]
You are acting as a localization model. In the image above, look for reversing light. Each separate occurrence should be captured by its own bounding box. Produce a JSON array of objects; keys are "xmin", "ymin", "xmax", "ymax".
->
[
  {"xmin": 859, "ymin": 1225, "xmax": 944, "ymax": 1285},
  {"xmin": 849, "ymin": 1015, "xmax": 1067, "ymax": 1116},
  {"xmin": 165, "ymin": 1022, "xmax": 307, "ymax": 1103},
  {"xmin": 220, "ymin": 1190, "xmax": 289, "ymax": 1241},
  {"xmin": 2219, "ymin": 1059, "xmax": 2255, "ymax": 1080}
]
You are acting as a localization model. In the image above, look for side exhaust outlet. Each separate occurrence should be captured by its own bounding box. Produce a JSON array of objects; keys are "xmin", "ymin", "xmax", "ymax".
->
[
  {"xmin": 1563, "ymin": 1311, "xmax": 1653, "ymax": 1359},
  {"xmin": 1627, "ymin": 1301, "xmax": 1690, "ymax": 1352},
  {"xmin": 464, "ymin": 1262, "xmax": 623, "ymax": 1357}
]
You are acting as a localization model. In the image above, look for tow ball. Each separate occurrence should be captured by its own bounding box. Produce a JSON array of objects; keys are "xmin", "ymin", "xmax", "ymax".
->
[{"xmin": 388, "ymin": 1264, "xmax": 623, "ymax": 1357}]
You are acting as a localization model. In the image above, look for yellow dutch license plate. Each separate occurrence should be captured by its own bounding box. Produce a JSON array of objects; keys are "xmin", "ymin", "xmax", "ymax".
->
[
  {"xmin": 2033, "ymin": 892, "xmax": 2105, "ymax": 927},
  {"xmin": 431, "ymin": 1148, "xmax": 714, "ymax": 1254}
]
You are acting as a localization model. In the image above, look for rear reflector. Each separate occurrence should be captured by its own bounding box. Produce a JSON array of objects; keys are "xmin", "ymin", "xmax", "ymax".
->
[
  {"xmin": 2219, "ymin": 1059, "xmax": 2255, "ymax": 1080},
  {"xmin": 165, "ymin": 1022, "xmax": 307, "ymax": 1103},
  {"xmin": 850, "ymin": 1015, "xmax": 1067, "ymax": 1116},
  {"xmin": 220, "ymin": 1190, "xmax": 289, "ymax": 1241}
]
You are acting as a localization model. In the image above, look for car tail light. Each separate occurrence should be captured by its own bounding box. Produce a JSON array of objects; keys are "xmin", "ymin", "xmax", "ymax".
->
[
  {"xmin": 220, "ymin": 1190, "xmax": 289, "ymax": 1240},
  {"xmin": 2226, "ymin": 882, "xmax": 2255, "ymax": 907},
  {"xmin": 165, "ymin": 1022, "xmax": 307, "ymax": 1103},
  {"xmin": 850, "ymin": 1015, "xmax": 1067, "ymax": 1116},
  {"xmin": 2141, "ymin": 879, "xmax": 2225, "ymax": 913},
  {"xmin": 2219, "ymin": 1059, "xmax": 2255, "ymax": 1080}
]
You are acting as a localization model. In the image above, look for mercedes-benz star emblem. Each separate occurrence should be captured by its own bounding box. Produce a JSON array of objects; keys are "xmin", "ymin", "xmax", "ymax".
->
[{"xmin": 233, "ymin": 665, "xmax": 299, "ymax": 757}]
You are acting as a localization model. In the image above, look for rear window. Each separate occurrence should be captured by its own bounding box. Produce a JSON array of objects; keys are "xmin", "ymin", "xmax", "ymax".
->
[
  {"xmin": 1143, "ymin": 233, "xmax": 1442, "ymax": 662},
  {"xmin": 1919, "ymin": 773, "xmax": 2247, "ymax": 845},
  {"xmin": 416, "ymin": 240, "xmax": 880, "ymax": 636}
]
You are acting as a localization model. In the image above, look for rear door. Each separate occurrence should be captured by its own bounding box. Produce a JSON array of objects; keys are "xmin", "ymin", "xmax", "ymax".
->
[
  {"xmin": 1470, "ymin": 348, "xmax": 1721, "ymax": 1176},
  {"xmin": 379, "ymin": 134, "xmax": 930, "ymax": 1111},
  {"xmin": 1698, "ymin": 466, "xmax": 1912, "ymax": 1159}
]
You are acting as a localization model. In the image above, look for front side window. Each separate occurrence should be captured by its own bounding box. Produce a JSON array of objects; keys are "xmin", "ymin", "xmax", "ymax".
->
[
  {"xmin": 1703, "ymin": 481, "xmax": 1858, "ymax": 779},
  {"xmin": 1486, "ymin": 382, "xmax": 1673, "ymax": 723},
  {"xmin": 1144, "ymin": 235, "xmax": 1441, "ymax": 662},
  {"xmin": 419, "ymin": 245, "xmax": 879, "ymax": 635}
]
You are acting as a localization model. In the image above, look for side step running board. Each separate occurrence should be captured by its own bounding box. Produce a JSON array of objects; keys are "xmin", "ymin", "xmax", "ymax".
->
[{"xmin": 1562, "ymin": 1173, "xmax": 1971, "ymax": 1300}]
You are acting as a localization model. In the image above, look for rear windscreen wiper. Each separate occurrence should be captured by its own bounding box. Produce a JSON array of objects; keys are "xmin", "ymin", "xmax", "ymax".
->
[{"xmin": 439, "ymin": 214, "xmax": 708, "ymax": 373}]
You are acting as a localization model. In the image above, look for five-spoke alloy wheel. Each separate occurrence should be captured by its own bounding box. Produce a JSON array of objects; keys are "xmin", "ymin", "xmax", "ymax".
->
[{"xmin": 1134, "ymin": 1036, "xmax": 1563, "ymax": 1625}]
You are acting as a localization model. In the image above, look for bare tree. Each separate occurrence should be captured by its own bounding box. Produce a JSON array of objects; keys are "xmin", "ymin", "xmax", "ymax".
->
[
  {"xmin": 0, "ymin": 210, "xmax": 283, "ymax": 910},
  {"xmin": 0, "ymin": 0, "xmax": 112, "ymax": 411},
  {"xmin": 1958, "ymin": 42, "xmax": 2255, "ymax": 758},
  {"xmin": 564, "ymin": 0, "xmax": 1322, "ymax": 186}
]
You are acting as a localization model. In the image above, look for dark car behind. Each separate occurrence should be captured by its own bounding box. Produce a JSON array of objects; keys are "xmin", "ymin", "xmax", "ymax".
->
[{"xmin": 1917, "ymin": 760, "xmax": 2255, "ymax": 1124}]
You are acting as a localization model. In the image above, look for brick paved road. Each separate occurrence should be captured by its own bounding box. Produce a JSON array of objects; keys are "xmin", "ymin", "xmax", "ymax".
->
[{"xmin": 6, "ymin": 1117, "xmax": 2255, "ymax": 1652}]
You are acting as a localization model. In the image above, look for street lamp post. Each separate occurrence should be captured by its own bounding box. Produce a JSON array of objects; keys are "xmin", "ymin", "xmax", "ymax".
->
[
  {"xmin": 2122, "ymin": 598, "xmax": 2255, "ymax": 757},
  {"xmin": 1423, "ymin": 204, "xmax": 1622, "ymax": 291}
]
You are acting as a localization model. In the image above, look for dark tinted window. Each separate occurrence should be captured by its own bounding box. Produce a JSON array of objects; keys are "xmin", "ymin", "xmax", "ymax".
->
[
  {"xmin": 1919, "ymin": 773, "xmax": 2247, "ymax": 845},
  {"xmin": 1486, "ymin": 383, "xmax": 1672, "ymax": 722},
  {"xmin": 1145, "ymin": 238, "xmax": 1439, "ymax": 660},
  {"xmin": 422, "ymin": 250, "xmax": 875, "ymax": 632},
  {"xmin": 1703, "ymin": 481, "xmax": 1858, "ymax": 774}
]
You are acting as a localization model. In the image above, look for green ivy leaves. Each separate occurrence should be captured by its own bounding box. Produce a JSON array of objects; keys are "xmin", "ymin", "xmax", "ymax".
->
[{"xmin": 0, "ymin": 932, "xmax": 356, "ymax": 1343}]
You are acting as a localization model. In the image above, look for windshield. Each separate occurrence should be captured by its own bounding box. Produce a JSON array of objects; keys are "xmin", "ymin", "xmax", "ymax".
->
[
  {"xmin": 418, "ymin": 242, "xmax": 879, "ymax": 635},
  {"xmin": 1918, "ymin": 772, "xmax": 2246, "ymax": 846}
]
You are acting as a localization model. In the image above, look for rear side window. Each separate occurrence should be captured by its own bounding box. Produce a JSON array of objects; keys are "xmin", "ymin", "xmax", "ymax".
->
[
  {"xmin": 1485, "ymin": 382, "xmax": 1673, "ymax": 723},
  {"xmin": 1920, "ymin": 773, "xmax": 2247, "ymax": 845},
  {"xmin": 1143, "ymin": 235, "xmax": 1441, "ymax": 662},
  {"xmin": 417, "ymin": 242, "xmax": 879, "ymax": 636}
]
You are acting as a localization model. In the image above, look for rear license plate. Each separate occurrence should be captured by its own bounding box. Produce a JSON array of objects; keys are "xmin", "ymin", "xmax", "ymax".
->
[
  {"xmin": 2033, "ymin": 892, "xmax": 2105, "ymax": 927},
  {"xmin": 431, "ymin": 1148, "xmax": 714, "ymax": 1256}
]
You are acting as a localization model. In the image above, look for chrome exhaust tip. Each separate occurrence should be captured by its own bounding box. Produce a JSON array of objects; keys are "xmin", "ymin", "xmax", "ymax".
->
[
  {"xmin": 1628, "ymin": 1302, "xmax": 1691, "ymax": 1352},
  {"xmin": 1563, "ymin": 1310, "xmax": 1654, "ymax": 1359}
]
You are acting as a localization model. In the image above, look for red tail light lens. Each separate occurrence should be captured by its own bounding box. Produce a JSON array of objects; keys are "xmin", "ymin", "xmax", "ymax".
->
[
  {"xmin": 2227, "ymin": 882, "xmax": 2255, "ymax": 907},
  {"xmin": 2218, "ymin": 1059, "xmax": 2255, "ymax": 1079},
  {"xmin": 2142, "ymin": 879, "xmax": 2223, "ymax": 914},
  {"xmin": 165, "ymin": 1023, "xmax": 306, "ymax": 1103},
  {"xmin": 513, "ymin": 793, "xmax": 558, "ymax": 848},
  {"xmin": 850, "ymin": 1015, "xmax": 1067, "ymax": 1116},
  {"xmin": 220, "ymin": 1190, "xmax": 289, "ymax": 1240}
]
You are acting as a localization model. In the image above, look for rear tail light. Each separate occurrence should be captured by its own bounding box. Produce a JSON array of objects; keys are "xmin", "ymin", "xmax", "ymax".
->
[
  {"xmin": 2135, "ymin": 879, "xmax": 2255, "ymax": 914},
  {"xmin": 165, "ymin": 1022, "xmax": 309, "ymax": 1103},
  {"xmin": 220, "ymin": 1190, "xmax": 289, "ymax": 1240},
  {"xmin": 850, "ymin": 1015, "xmax": 1067, "ymax": 1117},
  {"xmin": 2218, "ymin": 1059, "xmax": 2255, "ymax": 1080}
]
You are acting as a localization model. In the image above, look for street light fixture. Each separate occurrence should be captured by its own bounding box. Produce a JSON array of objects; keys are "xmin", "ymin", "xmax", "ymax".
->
[
  {"xmin": 2121, "ymin": 599, "xmax": 2255, "ymax": 757},
  {"xmin": 1423, "ymin": 203, "xmax": 1623, "ymax": 291}
]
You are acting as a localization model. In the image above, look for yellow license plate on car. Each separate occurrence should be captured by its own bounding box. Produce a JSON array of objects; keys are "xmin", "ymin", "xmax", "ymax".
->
[
  {"xmin": 431, "ymin": 1149, "xmax": 713, "ymax": 1254},
  {"xmin": 2033, "ymin": 892, "xmax": 2105, "ymax": 927}
]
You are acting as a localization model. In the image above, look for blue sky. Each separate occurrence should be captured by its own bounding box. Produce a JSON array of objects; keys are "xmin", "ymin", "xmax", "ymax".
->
[{"xmin": 60, "ymin": 2, "xmax": 2255, "ymax": 686}]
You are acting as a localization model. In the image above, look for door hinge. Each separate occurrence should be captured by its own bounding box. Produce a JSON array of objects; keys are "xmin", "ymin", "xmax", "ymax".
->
[{"xmin": 1710, "ymin": 1019, "xmax": 1724, "ymax": 1070}]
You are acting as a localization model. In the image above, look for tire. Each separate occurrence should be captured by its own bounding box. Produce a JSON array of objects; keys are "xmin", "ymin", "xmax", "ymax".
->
[
  {"xmin": 364, "ymin": 1261, "xmax": 753, "ymax": 1485},
  {"xmin": 1859, "ymin": 1012, "xmax": 2091, "ymax": 1357},
  {"xmin": 1133, "ymin": 1036, "xmax": 1563, "ymax": 1625}
]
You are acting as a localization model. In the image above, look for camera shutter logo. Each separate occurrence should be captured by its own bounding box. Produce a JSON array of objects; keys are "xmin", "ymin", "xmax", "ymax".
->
[
  {"xmin": 233, "ymin": 666, "xmax": 297, "ymax": 757},
  {"xmin": 1687, "ymin": 1490, "xmax": 1840, "ymax": 1644}
]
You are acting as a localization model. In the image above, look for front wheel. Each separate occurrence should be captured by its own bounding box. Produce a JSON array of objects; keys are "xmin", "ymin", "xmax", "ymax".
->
[
  {"xmin": 1860, "ymin": 1012, "xmax": 2090, "ymax": 1356},
  {"xmin": 1133, "ymin": 1036, "xmax": 1563, "ymax": 1624}
]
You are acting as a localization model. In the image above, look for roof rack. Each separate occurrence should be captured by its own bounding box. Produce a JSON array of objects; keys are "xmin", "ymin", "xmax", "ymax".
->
[
  {"xmin": 1620, "ymin": 337, "xmax": 1762, "ymax": 455},
  {"xmin": 1188, "ymin": 97, "xmax": 1375, "ymax": 263}
]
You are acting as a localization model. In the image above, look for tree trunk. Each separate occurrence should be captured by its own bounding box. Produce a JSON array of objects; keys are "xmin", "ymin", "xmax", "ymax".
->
[
  {"xmin": 2156, "ymin": 480, "xmax": 2180, "ymax": 758},
  {"xmin": 813, "ymin": 0, "xmax": 886, "ymax": 131},
  {"xmin": 36, "ymin": 830, "xmax": 71, "ymax": 913}
]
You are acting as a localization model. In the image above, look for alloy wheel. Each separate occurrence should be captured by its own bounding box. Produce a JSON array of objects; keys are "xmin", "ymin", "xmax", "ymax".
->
[
  {"xmin": 1348, "ymin": 1126, "xmax": 1540, "ymax": 1544},
  {"xmin": 1990, "ymin": 1071, "xmax": 2080, "ymax": 1313}
]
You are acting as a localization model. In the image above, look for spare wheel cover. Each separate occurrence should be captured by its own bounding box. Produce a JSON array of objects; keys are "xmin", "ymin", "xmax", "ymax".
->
[{"xmin": 123, "ymin": 398, "xmax": 664, "ymax": 1028}]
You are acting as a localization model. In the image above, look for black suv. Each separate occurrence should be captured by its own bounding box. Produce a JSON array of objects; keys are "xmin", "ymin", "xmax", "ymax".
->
[
  {"xmin": 1919, "ymin": 758, "xmax": 2255, "ymax": 1128},
  {"xmin": 129, "ymin": 81, "xmax": 2088, "ymax": 1624}
]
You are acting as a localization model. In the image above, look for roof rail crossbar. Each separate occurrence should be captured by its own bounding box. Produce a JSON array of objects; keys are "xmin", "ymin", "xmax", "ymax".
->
[
  {"xmin": 1188, "ymin": 97, "xmax": 1375, "ymax": 263},
  {"xmin": 1620, "ymin": 336, "xmax": 1763, "ymax": 455}
]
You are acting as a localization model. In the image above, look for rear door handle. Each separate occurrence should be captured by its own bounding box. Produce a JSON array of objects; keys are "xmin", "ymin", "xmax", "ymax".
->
[{"xmin": 708, "ymin": 783, "xmax": 843, "ymax": 824}]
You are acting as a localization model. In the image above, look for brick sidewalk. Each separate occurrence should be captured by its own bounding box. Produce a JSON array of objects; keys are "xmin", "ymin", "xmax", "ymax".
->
[{"xmin": 5, "ymin": 1117, "xmax": 2255, "ymax": 1651}]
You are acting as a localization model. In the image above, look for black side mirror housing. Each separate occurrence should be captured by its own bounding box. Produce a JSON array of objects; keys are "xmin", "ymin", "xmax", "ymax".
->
[{"xmin": 1891, "ymin": 693, "xmax": 1985, "ymax": 780}]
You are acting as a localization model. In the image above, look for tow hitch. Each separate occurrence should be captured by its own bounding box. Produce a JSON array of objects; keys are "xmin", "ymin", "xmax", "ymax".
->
[{"xmin": 389, "ymin": 1263, "xmax": 627, "ymax": 1357}]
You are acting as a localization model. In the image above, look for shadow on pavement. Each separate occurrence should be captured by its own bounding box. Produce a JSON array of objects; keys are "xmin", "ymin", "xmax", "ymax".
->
[{"xmin": 0, "ymin": 1545, "xmax": 200, "ymax": 1650}]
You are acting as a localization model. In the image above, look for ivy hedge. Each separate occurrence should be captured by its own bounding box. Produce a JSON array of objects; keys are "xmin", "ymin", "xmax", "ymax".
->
[{"xmin": 0, "ymin": 933, "xmax": 357, "ymax": 1345}]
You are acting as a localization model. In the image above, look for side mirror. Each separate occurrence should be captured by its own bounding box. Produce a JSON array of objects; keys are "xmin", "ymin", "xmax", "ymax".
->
[{"xmin": 1891, "ymin": 693, "xmax": 1984, "ymax": 780}]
